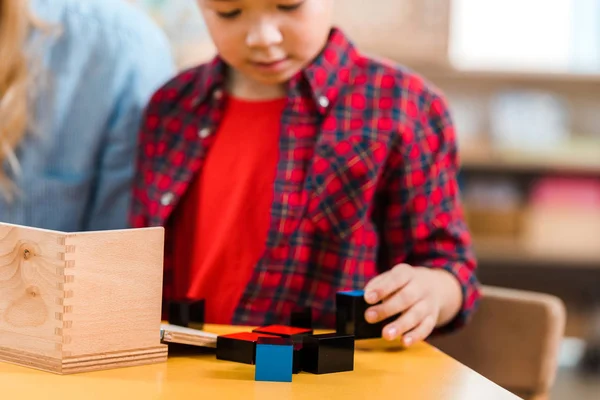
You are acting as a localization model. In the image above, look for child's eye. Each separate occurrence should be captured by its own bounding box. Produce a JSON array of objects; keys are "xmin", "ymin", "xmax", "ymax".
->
[
  {"xmin": 216, "ymin": 9, "xmax": 241, "ymax": 19},
  {"xmin": 277, "ymin": 1, "xmax": 304, "ymax": 12}
]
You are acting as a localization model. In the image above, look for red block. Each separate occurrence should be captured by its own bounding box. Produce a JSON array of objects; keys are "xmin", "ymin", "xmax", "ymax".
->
[
  {"xmin": 223, "ymin": 332, "xmax": 275, "ymax": 342},
  {"xmin": 253, "ymin": 325, "xmax": 313, "ymax": 338}
]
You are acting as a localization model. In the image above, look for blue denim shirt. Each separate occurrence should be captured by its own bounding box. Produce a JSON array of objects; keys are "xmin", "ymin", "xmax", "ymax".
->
[{"xmin": 0, "ymin": 0, "xmax": 175, "ymax": 232}]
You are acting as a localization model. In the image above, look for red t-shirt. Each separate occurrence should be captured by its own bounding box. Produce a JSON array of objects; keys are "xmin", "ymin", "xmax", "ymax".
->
[{"xmin": 171, "ymin": 96, "xmax": 285, "ymax": 324}]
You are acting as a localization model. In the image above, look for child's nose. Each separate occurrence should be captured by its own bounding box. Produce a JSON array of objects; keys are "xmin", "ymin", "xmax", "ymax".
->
[{"xmin": 246, "ymin": 20, "xmax": 283, "ymax": 49}]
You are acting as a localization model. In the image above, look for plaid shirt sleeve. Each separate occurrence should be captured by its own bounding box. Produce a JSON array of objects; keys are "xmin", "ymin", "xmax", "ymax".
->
[{"xmin": 381, "ymin": 86, "xmax": 481, "ymax": 333}]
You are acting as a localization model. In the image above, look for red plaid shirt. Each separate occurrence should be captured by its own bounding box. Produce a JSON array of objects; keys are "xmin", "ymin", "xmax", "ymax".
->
[{"xmin": 131, "ymin": 28, "xmax": 480, "ymax": 332}]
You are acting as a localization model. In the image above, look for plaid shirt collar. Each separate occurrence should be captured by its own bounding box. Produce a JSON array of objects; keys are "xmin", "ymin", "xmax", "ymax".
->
[{"xmin": 190, "ymin": 27, "xmax": 358, "ymax": 114}]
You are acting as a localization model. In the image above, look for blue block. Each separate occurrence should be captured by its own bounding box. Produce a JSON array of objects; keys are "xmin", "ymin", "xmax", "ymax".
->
[
  {"xmin": 338, "ymin": 290, "xmax": 365, "ymax": 297},
  {"xmin": 255, "ymin": 343, "xmax": 293, "ymax": 382}
]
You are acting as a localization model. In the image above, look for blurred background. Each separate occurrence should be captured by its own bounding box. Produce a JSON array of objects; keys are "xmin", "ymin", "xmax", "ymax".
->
[{"xmin": 129, "ymin": 0, "xmax": 600, "ymax": 398}]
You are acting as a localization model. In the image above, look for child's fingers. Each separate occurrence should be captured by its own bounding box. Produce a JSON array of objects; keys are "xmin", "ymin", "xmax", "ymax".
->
[
  {"xmin": 364, "ymin": 281, "xmax": 422, "ymax": 323},
  {"xmin": 364, "ymin": 263, "xmax": 414, "ymax": 305},
  {"xmin": 381, "ymin": 299, "xmax": 428, "ymax": 341},
  {"xmin": 401, "ymin": 315, "xmax": 436, "ymax": 347}
]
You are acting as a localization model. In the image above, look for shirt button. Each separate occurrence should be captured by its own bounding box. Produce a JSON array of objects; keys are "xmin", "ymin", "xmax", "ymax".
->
[
  {"xmin": 213, "ymin": 89, "xmax": 223, "ymax": 100},
  {"xmin": 198, "ymin": 127, "xmax": 212, "ymax": 139},
  {"xmin": 161, "ymin": 192, "xmax": 175, "ymax": 206},
  {"xmin": 318, "ymin": 96, "xmax": 330, "ymax": 108}
]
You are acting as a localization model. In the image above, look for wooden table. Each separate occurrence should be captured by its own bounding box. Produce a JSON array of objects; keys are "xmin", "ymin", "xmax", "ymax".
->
[{"xmin": 0, "ymin": 325, "xmax": 521, "ymax": 400}]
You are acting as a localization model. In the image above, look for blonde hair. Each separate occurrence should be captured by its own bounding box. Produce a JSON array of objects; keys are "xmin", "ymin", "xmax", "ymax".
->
[{"xmin": 0, "ymin": 0, "xmax": 31, "ymax": 197}]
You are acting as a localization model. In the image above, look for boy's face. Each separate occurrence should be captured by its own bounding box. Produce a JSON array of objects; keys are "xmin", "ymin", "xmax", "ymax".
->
[{"xmin": 198, "ymin": 0, "xmax": 334, "ymax": 86}]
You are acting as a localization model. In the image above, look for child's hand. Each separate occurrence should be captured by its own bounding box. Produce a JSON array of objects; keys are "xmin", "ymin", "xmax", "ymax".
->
[{"xmin": 363, "ymin": 264, "xmax": 462, "ymax": 346}]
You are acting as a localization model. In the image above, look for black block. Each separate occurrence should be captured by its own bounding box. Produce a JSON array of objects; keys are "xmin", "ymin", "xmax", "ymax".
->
[
  {"xmin": 290, "ymin": 307, "xmax": 313, "ymax": 329},
  {"xmin": 292, "ymin": 337, "xmax": 304, "ymax": 374},
  {"xmin": 302, "ymin": 333, "xmax": 355, "ymax": 374},
  {"xmin": 336, "ymin": 290, "xmax": 397, "ymax": 339},
  {"xmin": 168, "ymin": 299, "xmax": 205, "ymax": 329},
  {"xmin": 216, "ymin": 332, "xmax": 278, "ymax": 365}
]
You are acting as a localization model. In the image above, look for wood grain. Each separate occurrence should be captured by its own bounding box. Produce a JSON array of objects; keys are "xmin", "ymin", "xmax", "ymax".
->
[
  {"xmin": 61, "ymin": 346, "xmax": 168, "ymax": 374},
  {"xmin": 0, "ymin": 345, "xmax": 167, "ymax": 374},
  {"xmin": 0, "ymin": 224, "xmax": 65, "ymax": 358},
  {"xmin": 161, "ymin": 323, "xmax": 218, "ymax": 348},
  {"xmin": 0, "ymin": 223, "xmax": 168, "ymax": 374},
  {"xmin": 61, "ymin": 228, "xmax": 165, "ymax": 357}
]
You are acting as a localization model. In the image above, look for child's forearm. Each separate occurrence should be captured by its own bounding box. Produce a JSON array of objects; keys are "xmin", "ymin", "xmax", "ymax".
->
[{"xmin": 431, "ymin": 269, "xmax": 464, "ymax": 328}]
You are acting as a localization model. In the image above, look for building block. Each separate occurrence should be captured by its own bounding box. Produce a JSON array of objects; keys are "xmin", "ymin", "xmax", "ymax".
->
[
  {"xmin": 251, "ymin": 326, "xmax": 311, "ymax": 373},
  {"xmin": 216, "ymin": 332, "xmax": 278, "ymax": 365},
  {"xmin": 253, "ymin": 325, "xmax": 313, "ymax": 338},
  {"xmin": 292, "ymin": 338, "xmax": 304, "ymax": 374},
  {"xmin": 255, "ymin": 337, "xmax": 294, "ymax": 382},
  {"xmin": 290, "ymin": 307, "xmax": 313, "ymax": 329},
  {"xmin": 168, "ymin": 299, "xmax": 205, "ymax": 330},
  {"xmin": 302, "ymin": 333, "xmax": 355, "ymax": 374},
  {"xmin": 336, "ymin": 290, "xmax": 398, "ymax": 339},
  {"xmin": 0, "ymin": 222, "xmax": 167, "ymax": 374}
]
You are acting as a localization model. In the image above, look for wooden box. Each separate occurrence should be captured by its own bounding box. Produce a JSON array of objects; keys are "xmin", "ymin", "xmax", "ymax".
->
[{"xmin": 0, "ymin": 223, "xmax": 167, "ymax": 374}]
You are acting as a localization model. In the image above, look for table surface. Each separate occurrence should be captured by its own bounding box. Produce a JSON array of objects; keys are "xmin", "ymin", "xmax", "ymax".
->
[{"xmin": 0, "ymin": 325, "xmax": 521, "ymax": 400}]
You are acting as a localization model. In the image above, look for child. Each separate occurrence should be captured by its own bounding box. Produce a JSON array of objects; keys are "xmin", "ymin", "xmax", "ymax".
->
[{"xmin": 131, "ymin": 0, "xmax": 480, "ymax": 346}]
